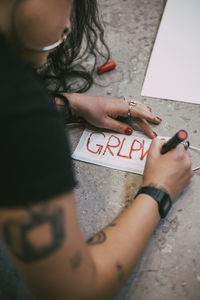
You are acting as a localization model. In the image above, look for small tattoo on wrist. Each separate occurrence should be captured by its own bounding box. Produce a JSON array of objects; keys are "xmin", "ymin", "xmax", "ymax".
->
[{"xmin": 87, "ymin": 231, "xmax": 106, "ymax": 246}]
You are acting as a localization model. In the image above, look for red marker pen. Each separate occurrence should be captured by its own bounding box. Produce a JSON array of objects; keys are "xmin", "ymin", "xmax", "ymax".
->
[
  {"xmin": 97, "ymin": 60, "xmax": 116, "ymax": 74},
  {"xmin": 161, "ymin": 130, "xmax": 188, "ymax": 154}
]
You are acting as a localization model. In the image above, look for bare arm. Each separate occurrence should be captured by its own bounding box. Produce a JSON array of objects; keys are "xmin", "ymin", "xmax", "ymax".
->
[
  {"xmin": 0, "ymin": 190, "xmax": 159, "ymax": 300},
  {"xmin": 0, "ymin": 139, "xmax": 192, "ymax": 300}
]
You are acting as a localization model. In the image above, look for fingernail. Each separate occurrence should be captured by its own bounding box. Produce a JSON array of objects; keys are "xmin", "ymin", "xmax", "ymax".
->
[
  {"xmin": 156, "ymin": 117, "xmax": 162, "ymax": 122},
  {"xmin": 147, "ymin": 106, "xmax": 152, "ymax": 111},
  {"xmin": 153, "ymin": 131, "xmax": 157, "ymax": 137},
  {"xmin": 125, "ymin": 128, "xmax": 133, "ymax": 135}
]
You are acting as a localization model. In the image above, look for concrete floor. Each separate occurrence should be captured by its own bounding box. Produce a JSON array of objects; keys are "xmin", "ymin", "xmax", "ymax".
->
[{"xmin": 1, "ymin": 0, "xmax": 200, "ymax": 299}]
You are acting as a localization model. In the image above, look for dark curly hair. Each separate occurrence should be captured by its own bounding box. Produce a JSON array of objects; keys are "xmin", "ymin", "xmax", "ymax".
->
[{"xmin": 39, "ymin": 0, "xmax": 110, "ymax": 94}]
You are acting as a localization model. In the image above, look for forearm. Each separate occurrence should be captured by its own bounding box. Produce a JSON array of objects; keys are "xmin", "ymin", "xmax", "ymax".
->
[
  {"xmin": 54, "ymin": 92, "xmax": 84, "ymax": 123},
  {"xmin": 88, "ymin": 136, "xmax": 193, "ymax": 299},
  {"xmin": 87, "ymin": 194, "xmax": 160, "ymax": 300},
  {"xmin": 64, "ymin": 92, "xmax": 83, "ymax": 116},
  {"xmin": 55, "ymin": 92, "xmax": 87, "ymax": 115}
]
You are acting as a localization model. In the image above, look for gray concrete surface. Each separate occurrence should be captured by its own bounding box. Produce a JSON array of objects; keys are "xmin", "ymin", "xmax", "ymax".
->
[{"xmin": 1, "ymin": 0, "xmax": 200, "ymax": 299}]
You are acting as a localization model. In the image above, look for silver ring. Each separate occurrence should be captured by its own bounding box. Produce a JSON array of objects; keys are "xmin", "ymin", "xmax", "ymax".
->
[
  {"xmin": 128, "ymin": 100, "xmax": 137, "ymax": 118},
  {"xmin": 123, "ymin": 97, "xmax": 137, "ymax": 117},
  {"xmin": 182, "ymin": 140, "xmax": 190, "ymax": 150}
]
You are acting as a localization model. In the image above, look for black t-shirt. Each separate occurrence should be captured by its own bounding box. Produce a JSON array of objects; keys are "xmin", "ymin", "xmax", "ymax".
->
[{"xmin": 0, "ymin": 34, "xmax": 76, "ymax": 207}]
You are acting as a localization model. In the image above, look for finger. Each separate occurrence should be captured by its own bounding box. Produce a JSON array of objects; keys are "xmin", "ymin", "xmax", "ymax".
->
[
  {"xmin": 162, "ymin": 143, "xmax": 191, "ymax": 165},
  {"xmin": 124, "ymin": 98, "xmax": 152, "ymax": 113},
  {"xmin": 109, "ymin": 99, "xmax": 158, "ymax": 122},
  {"xmin": 148, "ymin": 138, "xmax": 166, "ymax": 157},
  {"xmin": 103, "ymin": 116, "xmax": 133, "ymax": 135},
  {"xmin": 171, "ymin": 143, "xmax": 189, "ymax": 159},
  {"xmin": 131, "ymin": 104, "xmax": 162, "ymax": 124},
  {"xmin": 133, "ymin": 102, "xmax": 151, "ymax": 112},
  {"xmin": 109, "ymin": 99, "xmax": 161, "ymax": 126},
  {"xmin": 134, "ymin": 118, "xmax": 157, "ymax": 139}
]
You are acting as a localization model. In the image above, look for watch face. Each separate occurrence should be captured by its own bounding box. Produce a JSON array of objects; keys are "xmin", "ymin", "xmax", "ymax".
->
[{"xmin": 159, "ymin": 195, "xmax": 172, "ymax": 218}]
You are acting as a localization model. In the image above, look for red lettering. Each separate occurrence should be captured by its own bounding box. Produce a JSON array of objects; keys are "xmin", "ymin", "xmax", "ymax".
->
[
  {"xmin": 86, "ymin": 132, "xmax": 149, "ymax": 161},
  {"xmin": 117, "ymin": 138, "xmax": 129, "ymax": 158},
  {"xmin": 103, "ymin": 135, "xmax": 121, "ymax": 156},
  {"xmin": 140, "ymin": 140, "xmax": 149, "ymax": 160},
  {"xmin": 129, "ymin": 139, "xmax": 142, "ymax": 159},
  {"xmin": 87, "ymin": 132, "xmax": 105, "ymax": 155},
  {"xmin": 129, "ymin": 139, "xmax": 149, "ymax": 160}
]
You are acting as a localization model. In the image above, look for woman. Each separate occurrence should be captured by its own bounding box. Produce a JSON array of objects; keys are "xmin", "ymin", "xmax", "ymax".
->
[{"xmin": 0, "ymin": 0, "xmax": 192, "ymax": 299}]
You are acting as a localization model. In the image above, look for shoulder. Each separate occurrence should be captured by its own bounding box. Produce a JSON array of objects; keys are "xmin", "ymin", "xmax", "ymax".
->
[
  {"xmin": 0, "ymin": 37, "xmax": 76, "ymax": 207},
  {"xmin": 0, "ymin": 35, "xmax": 55, "ymax": 118}
]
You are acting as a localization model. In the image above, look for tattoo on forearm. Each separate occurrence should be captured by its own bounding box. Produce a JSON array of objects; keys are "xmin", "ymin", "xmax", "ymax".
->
[
  {"xmin": 2, "ymin": 205, "xmax": 65, "ymax": 262},
  {"xmin": 87, "ymin": 231, "xmax": 106, "ymax": 246},
  {"xmin": 109, "ymin": 223, "xmax": 116, "ymax": 227},
  {"xmin": 70, "ymin": 251, "xmax": 82, "ymax": 271},
  {"xmin": 116, "ymin": 263, "xmax": 125, "ymax": 282}
]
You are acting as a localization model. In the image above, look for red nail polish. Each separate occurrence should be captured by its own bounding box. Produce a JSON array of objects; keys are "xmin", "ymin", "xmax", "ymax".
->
[
  {"xmin": 125, "ymin": 128, "xmax": 133, "ymax": 135},
  {"xmin": 156, "ymin": 117, "xmax": 162, "ymax": 122},
  {"xmin": 153, "ymin": 131, "xmax": 157, "ymax": 137}
]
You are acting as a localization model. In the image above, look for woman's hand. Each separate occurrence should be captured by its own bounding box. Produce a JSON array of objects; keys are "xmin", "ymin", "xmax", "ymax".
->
[
  {"xmin": 143, "ymin": 138, "xmax": 193, "ymax": 201},
  {"xmin": 64, "ymin": 93, "xmax": 162, "ymax": 138}
]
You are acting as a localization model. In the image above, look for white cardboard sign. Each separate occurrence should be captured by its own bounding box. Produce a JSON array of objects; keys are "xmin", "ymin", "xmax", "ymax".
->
[
  {"xmin": 72, "ymin": 130, "xmax": 155, "ymax": 175},
  {"xmin": 141, "ymin": 0, "xmax": 200, "ymax": 104}
]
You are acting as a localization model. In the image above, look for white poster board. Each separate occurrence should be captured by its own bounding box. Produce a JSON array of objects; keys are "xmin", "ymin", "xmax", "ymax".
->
[
  {"xmin": 72, "ymin": 130, "xmax": 158, "ymax": 175},
  {"xmin": 141, "ymin": 0, "xmax": 200, "ymax": 104}
]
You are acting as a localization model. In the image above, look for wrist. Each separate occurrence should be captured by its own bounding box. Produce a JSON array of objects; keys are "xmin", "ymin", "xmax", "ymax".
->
[
  {"xmin": 131, "ymin": 193, "xmax": 161, "ymax": 227},
  {"xmin": 135, "ymin": 185, "xmax": 172, "ymax": 218},
  {"xmin": 64, "ymin": 93, "xmax": 82, "ymax": 117},
  {"xmin": 142, "ymin": 181, "xmax": 173, "ymax": 199},
  {"xmin": 54, "ymin": 92, "xmax": 84, "ymax": 123},
  {"xmin": 135, "ymin": 193, "xmax": 160, "ymax": 216}
]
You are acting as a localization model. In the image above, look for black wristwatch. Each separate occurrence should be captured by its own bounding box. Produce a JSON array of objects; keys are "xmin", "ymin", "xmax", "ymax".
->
[{"xmin": 135, "ymin": 186, "xmax": 172, "ymax": 218}]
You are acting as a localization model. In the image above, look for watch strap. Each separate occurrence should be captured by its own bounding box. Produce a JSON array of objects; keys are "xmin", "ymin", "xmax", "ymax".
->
[{"xmin": 135, "ymin": 186, "xmax": 172, "ymax": 218}]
